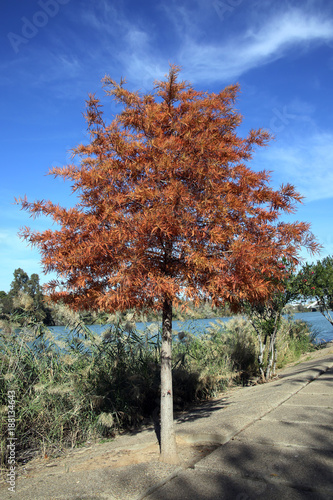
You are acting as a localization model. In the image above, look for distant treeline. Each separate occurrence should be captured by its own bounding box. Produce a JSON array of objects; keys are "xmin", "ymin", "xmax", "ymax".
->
[{"xmin": 0, "ymin": 268, "xmax": 233, "ymax": 327}]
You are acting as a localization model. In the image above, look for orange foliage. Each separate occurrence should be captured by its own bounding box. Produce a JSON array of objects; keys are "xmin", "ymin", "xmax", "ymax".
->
[{"xmin": 18, "ymin": 65, "xmax": 319, "ymax": 312}]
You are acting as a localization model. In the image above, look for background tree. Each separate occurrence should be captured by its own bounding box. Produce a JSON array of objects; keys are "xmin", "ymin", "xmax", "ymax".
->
[
  {"xmin": 0, "ymin": 291, "xmax": 12, "ymax": 317},
  {"xmin": 18, "ymin": 66, "xmax": 318, "ymax": 463},
  {"xmin": 8, "ymin": 268, "xmax": 30, "ymax": 299},
  {"xmin": 6, "ymin": 268, "xmax": 49, "ymax": 324},
  {"xmin": 297, "ymin": 256, "xmax": 333, "ymax": 326}
]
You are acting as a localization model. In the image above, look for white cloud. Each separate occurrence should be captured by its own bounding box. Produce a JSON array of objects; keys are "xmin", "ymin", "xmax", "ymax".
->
[
  {"xmin": 76, "ymin": 0, "xmax": 114, "ymax": 29},
  {"xmin": 87, "ymin": 4, "xmax": 333, "ymax": 89},
  {"xmin": 4, "ymin": 3, "xmax": 333, "ymax": 94},
  {"xmin": 179, "ymin": 9, "xmax": 333, "ymax": 82},
  {"xmin": 66, "ymin": 1, "xmax": 165, "ymax": 90},
  {"xmin": 247, "ymin": 10, "xmax": 333, "ymax": 51},
  {"xmin": 259, "ymin": 131, "xmax": 333, "ymax": 202}
]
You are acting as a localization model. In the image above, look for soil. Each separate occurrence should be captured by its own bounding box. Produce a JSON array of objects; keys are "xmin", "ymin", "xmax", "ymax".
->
[{"xmin": 1, "ymin": 436, "xmax": 218, "ymax": 486}]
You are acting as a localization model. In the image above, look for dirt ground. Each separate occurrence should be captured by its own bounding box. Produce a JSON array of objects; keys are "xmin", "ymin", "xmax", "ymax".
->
[{"xmin": 0, "ymin": 436, "xmax": 218, "ymax": 487}]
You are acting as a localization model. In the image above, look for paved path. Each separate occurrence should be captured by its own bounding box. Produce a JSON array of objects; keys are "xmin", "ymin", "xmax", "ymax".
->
[{"xmin": 1, "ymin": 346, "xmax": 332, "ymax": 499}]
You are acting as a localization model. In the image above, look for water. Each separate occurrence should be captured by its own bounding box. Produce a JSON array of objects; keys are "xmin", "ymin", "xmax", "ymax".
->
[
  {"xmin": 49, "ymin": 311, "xmax": 333, "ymax": 344},
  {"xmin": 291, "ymin": 311, "xmax": 333, "ymax": 343}
]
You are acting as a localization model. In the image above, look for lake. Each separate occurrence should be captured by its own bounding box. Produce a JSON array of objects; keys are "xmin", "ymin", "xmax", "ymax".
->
[{"xmin": 50, "ymin": 310, "xmax": 333, "ymax": 344}]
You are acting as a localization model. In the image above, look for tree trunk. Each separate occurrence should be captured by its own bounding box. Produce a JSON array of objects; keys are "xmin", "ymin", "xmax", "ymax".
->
[
  {"xmin": 320, "ymin": 306, "xmax": 333, "ymax": 326},
  {"xmin": 257, "ymin": 333, "xmax": 266, "ymax": 381},
  {"xmin": 159, "ymin": 296, "xmax": 179, "ymax": 464},
  {"xmin": 265, "ymin": 315, "xmax": 279, "ymax": 379},
  {"xmin": 251, "ymin": 320, "xmax": 266, "ymax": 381},
  {"xmin": 272, "ymin": 346, "xmax": 277, "ymax": 376},
  {"xmin": 266, "ymin": 336, "xmax": 274, "ymax": 379}
]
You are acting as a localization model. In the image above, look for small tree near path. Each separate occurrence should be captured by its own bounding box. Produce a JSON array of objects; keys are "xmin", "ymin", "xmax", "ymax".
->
[
  {"xmin": 17, "ymin": 66, "xmax": 319, "ymax": 463},
  {"xmin": 242, "ymin": 261, "xmax": 302, "ymax": 380}
]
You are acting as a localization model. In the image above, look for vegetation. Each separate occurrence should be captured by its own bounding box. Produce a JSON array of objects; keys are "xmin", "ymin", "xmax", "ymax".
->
[
  {"xmin": 296, "ymin": 256, "xmax": 333, "ymax": 326},
  {"xmin": 241, "ymin": 261, "xmax": 302, "ymax": 380},
  {"xmin": 0, "ymin": 311, "xmax": 316, "ymax": 474},
  {"xmin": 16, "ymin": 66, "xmax": 318, "ymax": 463},
  {"xmin": 0, "ymin": 268, "xmax": 52, "ymax": 326}
]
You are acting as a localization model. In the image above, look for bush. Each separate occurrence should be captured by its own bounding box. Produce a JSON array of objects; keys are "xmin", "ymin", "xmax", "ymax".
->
[
  {"xmin": 222, "ymin": 317, "xmax": 257, "ymax": 376},
  {"xmin": 275, "ymin": 317, "xmax": 316, "ymax": 367}
]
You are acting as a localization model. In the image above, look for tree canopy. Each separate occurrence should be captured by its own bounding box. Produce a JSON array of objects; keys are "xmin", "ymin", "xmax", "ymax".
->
[{"xmin": 18, "ymin": 66, "xmax": 318, "ymax": 313}]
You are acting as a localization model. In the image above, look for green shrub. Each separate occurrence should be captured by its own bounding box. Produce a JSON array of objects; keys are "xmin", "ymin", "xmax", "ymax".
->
[{"xmin": 275, "ymin": 317, "xmax": 316, "ymax": 367}]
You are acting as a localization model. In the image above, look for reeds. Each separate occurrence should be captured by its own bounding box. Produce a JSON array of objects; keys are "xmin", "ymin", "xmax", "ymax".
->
[{"xmin": 0, "ymin": 312, "xmax": 315, "ymax": 471}]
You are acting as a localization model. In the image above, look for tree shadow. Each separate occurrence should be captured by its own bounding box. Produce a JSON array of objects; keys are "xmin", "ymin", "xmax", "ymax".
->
[
  {"xmin": 143, "ymin": 364, "xmax": 333, "ymax": 499},
  {"xmin": 175, "ymin": 396, "xmax": 231, "ymax": 424},
  {"xmin": 143, "ymin": 424, "xmax": 332, "ymax": 500}
]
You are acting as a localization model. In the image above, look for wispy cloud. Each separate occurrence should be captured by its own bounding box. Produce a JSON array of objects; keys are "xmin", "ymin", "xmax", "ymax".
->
[
  {"xmin": 179, "ymin": 9, "xmax": 333, "ymax": 83},
  {"xmin": 3, "ymin": 2, "xmax": 333, "ymax": 94},
  {"xmin": 66, "ymin": 1, "xmax": 165, "ymax": 90},
  {"xmin": 85, "ymin": 5, "xmax": 333, "ymax": 89},
  {"xmin": 258, "ymin": 131, "xmax": 333, "ymax": 202}
]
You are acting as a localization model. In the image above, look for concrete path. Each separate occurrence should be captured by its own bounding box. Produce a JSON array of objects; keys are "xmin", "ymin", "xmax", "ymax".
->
[{"xmin": 1, "ymin": 346, "xmax": 332, "ymax": 499}]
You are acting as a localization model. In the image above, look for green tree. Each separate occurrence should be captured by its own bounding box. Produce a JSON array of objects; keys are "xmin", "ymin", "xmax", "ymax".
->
[
  {"xmin": 297, "ymin": 256, "xmax": 333, "ymax": 326},
  {"xmin": 8, "ymin": 268, "xmax": 30, "ymax": 299},
  {"xmin": 0, "ymin": 291, "xmax": 12, "ymax": 316},
  {"xmin": 7, "ymin": 269, "xmax": 48, "ymax": 324},
  {"xmin": 242, "ymin": 261, "xmax": 301, "ymax": 379}
]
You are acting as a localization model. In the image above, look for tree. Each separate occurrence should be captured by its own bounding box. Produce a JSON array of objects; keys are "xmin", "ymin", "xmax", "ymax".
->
[
  {"xmin": 0, "ymin": 291, "xmax": 11, "ymax": 316},
  {"xmin": 242, "ymin": 261, "xmax": 301, "ymax": 380},
  {"xmin": 297, "ymin": 256, "xmax": 333, "ymax": 326},
  {"xmin": 7, "ymin": 268, "xmax": 48, "ymax": 323},
  {"xmin": 8, "ymin": 268, "xmax": 30, "ymax": 299},
  {"xmin": 17, "ymin": 65, "xmax": 318, "ymax": 463}
]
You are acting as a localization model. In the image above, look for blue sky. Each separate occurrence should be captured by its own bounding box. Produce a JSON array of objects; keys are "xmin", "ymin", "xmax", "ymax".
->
[{"xmin": 1, "ymin": 0, "xmax": 333, "ymax": 292}]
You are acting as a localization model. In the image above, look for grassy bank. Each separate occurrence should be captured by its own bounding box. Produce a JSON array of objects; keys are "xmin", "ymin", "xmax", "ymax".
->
[{"xmin": 0, "ymin": 314, "xmax": 316, "ymax": 471}]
